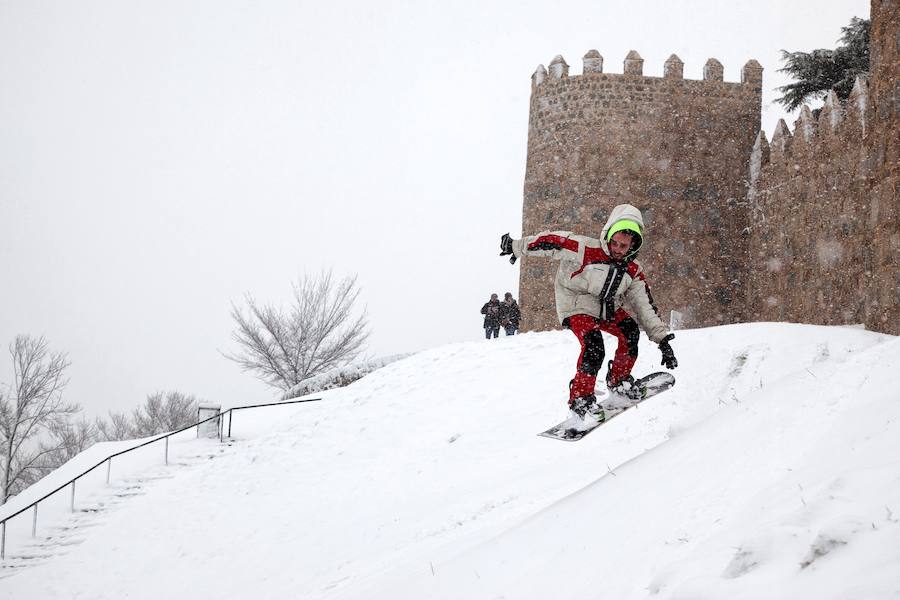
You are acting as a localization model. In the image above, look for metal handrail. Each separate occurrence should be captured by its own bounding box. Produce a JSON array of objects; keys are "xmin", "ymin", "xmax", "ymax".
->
[{"xmin": 0, "ymin": 397, "xmax": 321, "ymax": 559}]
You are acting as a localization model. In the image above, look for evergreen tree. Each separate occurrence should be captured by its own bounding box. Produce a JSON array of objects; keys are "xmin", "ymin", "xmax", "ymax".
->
[{"xmin": 776, "ymin": 17, "xmax": 870, "ymax": 111}]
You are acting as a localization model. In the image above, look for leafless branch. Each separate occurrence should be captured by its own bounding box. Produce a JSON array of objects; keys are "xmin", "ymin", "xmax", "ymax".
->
[
  {"xmin": 94, "ymin": 391, "xmax": 199, "ymax": 440},
  {"xmin": 225, "ymin": 270, "xmax": 370, "ymax": 391},
  {"xmin": 0, "ymin": 335, "xmax": 78, "ymax": 504},
  {"xmin": 131, "ymin": 391, "xmax": 198, "ymax": 437},
  {"xmin": 94, "ymin": 411, "xmax": 134, "ymax": 442}
]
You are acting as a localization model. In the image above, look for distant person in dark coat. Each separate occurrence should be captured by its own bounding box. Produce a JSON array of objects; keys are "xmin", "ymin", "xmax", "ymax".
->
[
  {"xmin": 481, "ymin": 294, "xmax": 502, "ymax": 339},
  {"xmin": 499, "ymin": 292, "xmax": 520, "ymax": 336}
]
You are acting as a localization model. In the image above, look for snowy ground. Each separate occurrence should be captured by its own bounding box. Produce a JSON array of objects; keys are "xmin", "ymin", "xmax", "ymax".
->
[{"xmin": 0, "ymin": 323, "xmax": 898, "ymax": 599}]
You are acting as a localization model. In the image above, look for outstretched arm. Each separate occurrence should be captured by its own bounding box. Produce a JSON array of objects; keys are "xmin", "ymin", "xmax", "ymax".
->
[{"xmin": 500, "ymin": 231, "xmax": 592, "ymax": 263}]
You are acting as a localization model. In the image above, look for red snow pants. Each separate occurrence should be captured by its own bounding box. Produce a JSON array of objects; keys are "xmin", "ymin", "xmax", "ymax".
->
[{"xmin": 565, "ymin": 311, "xmax": 641, "ymax": 404}]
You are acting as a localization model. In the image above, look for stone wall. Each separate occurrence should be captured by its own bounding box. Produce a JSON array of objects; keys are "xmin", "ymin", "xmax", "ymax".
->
[
  {"xmin": 519, "ymin": 51, "xmax": 762, "ymax": 332},
  {"xmin": 870, "ymin": 0, "xmax": 900, "ymax": 180},
  {"xmin": 868, "ymin": 0, "xmax": 900, "ymax": 334},
  {"xmin": 518, "ymin": 0, "xmax": 898, "ymax": 336},
  {"xmin": 747, "ymin": 82, "xmax": 876, "ymax": 327},
  {"xmin": 747, "ymin": 0, "xmax": 899, "ymax": 335}
]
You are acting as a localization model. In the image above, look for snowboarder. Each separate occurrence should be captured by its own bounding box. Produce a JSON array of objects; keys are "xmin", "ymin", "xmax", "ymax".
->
[{"xmin": 499, "ymin": 203, "xmax": 677, "ymax": 423}]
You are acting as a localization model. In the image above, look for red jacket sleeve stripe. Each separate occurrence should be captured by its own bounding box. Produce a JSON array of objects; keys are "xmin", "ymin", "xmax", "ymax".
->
[{"xmin": 527, "ymin": 235, "xmax": 580, "ymax": 253}]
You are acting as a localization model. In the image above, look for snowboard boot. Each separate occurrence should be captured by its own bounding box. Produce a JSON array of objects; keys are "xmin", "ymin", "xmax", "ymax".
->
[
  {"xmin": 569, "ymin": 394, "xmax": 606, "ymax": 423},
  {"xmin": 606, "ymin": 362, "xmax": 642, "ymax": 400}
]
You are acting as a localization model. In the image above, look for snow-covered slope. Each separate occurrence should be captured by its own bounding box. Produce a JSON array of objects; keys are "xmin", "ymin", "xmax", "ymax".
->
[{"xmin": 1, "ymin": 324, "xmax": 897, "ymax": 599}]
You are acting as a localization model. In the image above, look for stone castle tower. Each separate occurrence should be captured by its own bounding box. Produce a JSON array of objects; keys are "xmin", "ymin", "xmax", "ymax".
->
[{"xmin": 519, "ymin": 50, "xmax": 763, "ymax": 331}]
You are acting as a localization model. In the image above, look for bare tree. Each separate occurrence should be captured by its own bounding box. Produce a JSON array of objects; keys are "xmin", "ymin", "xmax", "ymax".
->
[
  {"xmin": 37, "ymin": 418, "xmax": 97, "ymax": 474},
  {"xmin": 130, "ymin": 391, "xmax": 198, "ymax": 437},
  {"xmin": 95, "ymin": 391, "xmax": 199, "ymax": 440},
  {"xmin": 0, "ymin": 335, "xmax": 78, "ymax": 504},
  {"xmin": 226, "ymin": 271, "xmax": 369, "ymax": 392},
  {"xmin": 94, "ymin": 411, "xmax": 134, "ymax": 442}
]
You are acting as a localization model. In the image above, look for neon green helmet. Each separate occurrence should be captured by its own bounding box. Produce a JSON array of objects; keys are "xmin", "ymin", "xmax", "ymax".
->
[{"xmin": 606, "ymin": 219, "xmax": 642, "ymax": 242}]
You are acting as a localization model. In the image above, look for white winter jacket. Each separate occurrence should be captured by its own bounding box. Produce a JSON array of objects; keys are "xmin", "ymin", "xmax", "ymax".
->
[{"xmin": 511, "ymin": 204, "xmax": 670, "ymax": 343}]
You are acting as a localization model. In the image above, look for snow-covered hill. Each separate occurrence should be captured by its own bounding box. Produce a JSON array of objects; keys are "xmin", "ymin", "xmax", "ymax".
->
[{"xmin": 1, "ymin": 323, "xmax": 898, "ymax": 599}]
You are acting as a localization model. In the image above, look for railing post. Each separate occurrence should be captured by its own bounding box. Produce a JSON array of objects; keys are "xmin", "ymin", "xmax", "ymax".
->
[
  {"xmin": 70, "ymin": 481, "xmax": 76, "ymax": 512},
  {"xmin": 219, "ymin": 413, "xmax": 224, "ymax": 442},
  {"xmin": 1, "ymin": 520, "xmax": 6, "ymax": 559},
  {"xmin": 106, "ymin": 458, "xmax": 112, "ymax": 484},
  {"xmin": 227, "ymin": 410, "xmax": 233, "ymax": 438},
  {"xmin": 165, "ymin": 437, "xmax": 169, "ymax": 465},
  {"xmin": 32, "ymin": 504, "xmax": 38, "ymax": 538}
]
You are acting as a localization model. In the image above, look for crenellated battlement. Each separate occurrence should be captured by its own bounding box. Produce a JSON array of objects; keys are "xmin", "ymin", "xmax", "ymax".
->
[
  {"xmin": 749, "ymin": 75, "xmax": 870, "ymax": 187},
  {"xmin": 530, "ymin": 50, "xmax": 763, "ymax": 88},
  {"xmin": 745, "ymin": 67, "xmax": 898, "ymax": 335}
]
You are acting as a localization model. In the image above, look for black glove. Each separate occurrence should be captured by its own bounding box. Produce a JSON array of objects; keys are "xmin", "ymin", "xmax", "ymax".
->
[
  {"xmin": 500, "ymin": 233, "xmax": 517, "ymax": 264},
  {"xmin": 658, "ymin": 333, "xmax": 677, "ymax": 369}
]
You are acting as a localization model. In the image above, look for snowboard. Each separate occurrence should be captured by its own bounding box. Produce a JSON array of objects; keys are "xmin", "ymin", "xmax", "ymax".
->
[{"xmin": 538, "ymin": 372, "xmax": 675, "ymax": 442}]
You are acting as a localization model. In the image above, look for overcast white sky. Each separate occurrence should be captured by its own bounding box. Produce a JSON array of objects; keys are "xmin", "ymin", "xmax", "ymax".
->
[{"xmin": 0, "ymin": 0, "xmax": 870, "ymax": 417}]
